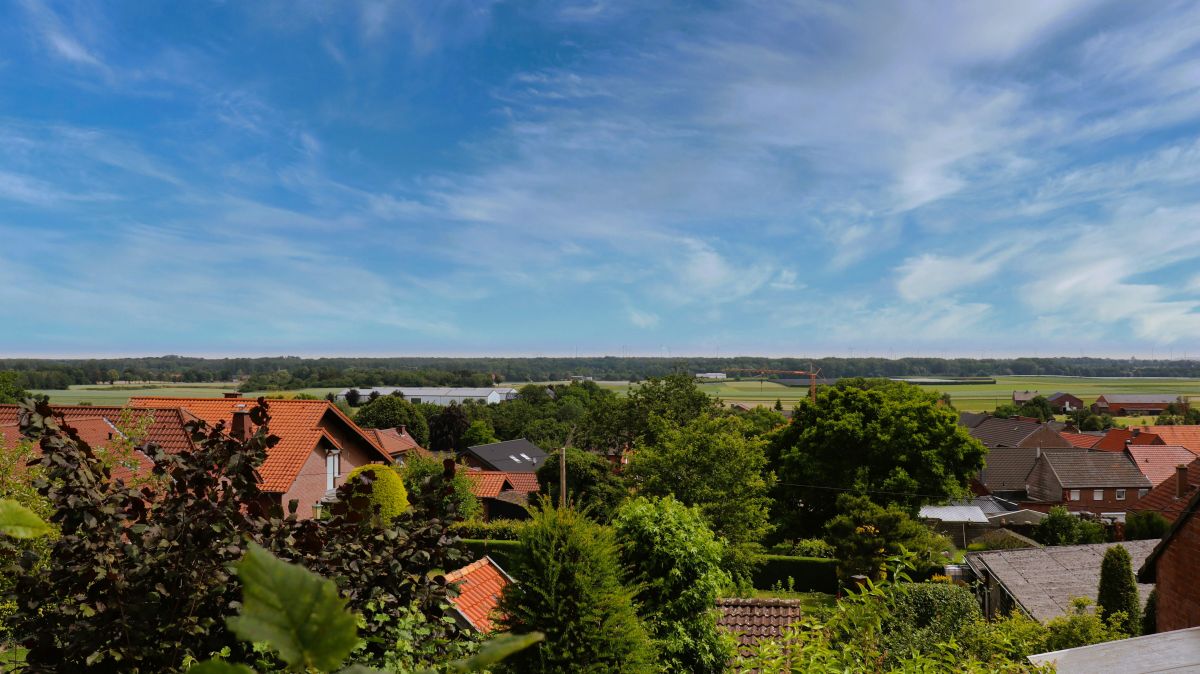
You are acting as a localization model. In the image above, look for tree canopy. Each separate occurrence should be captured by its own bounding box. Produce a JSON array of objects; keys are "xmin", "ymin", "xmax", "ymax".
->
[
  {"xmin": 535, "ymin": 447, "xmax": 628, "ymax": 523},
  {"xmin": 351, "ymin": 394, "xmax": 430, "ymax": 446}
]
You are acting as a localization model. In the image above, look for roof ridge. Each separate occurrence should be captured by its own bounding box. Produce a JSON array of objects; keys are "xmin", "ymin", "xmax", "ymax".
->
[{"xmin": 445, "ymin": 557, "xmax": 491, "ymax": 583}]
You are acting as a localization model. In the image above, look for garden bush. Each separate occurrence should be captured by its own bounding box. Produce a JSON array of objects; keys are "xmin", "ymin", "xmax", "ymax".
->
[
  {"xmin": 344, "ymin": 463, "xmax": 408, "ymax": 523},
  {"xmin": 882, "ymin": 582, "xmax": 982, "ymax": 658},
  {"xmin": 769, "ymin": 537, "xmax": 835, "ymax": 558},
  {"xmin": 461, "ymin": 539, "xmax": 522, "ymax": 572},
  {"xmin": 1125, "ymin": 510, "xmax": 1170, "ymax": 540},
  {"xmin": 751, "ymin": 555, "xmax": 838, "ymax": 593},
  {"xmin": 451, "ymin": 518, "xmax": 527, "ymax": 541}
]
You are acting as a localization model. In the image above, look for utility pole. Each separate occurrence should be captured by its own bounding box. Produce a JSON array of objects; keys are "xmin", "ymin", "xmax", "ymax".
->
[{"xmin": 560, "ymin": 427, "xmax": 575, "ymax": 509}]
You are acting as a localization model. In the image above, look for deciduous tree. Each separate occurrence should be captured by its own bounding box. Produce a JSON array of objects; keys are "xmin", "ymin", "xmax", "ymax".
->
[{"xmin": 353, "ymin": 395, "xmax": 430, "ymax": 446}]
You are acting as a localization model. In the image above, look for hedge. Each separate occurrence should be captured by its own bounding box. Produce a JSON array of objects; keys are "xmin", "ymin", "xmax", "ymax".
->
[
  {"xmin": 462, "ymin": 539, "xmax": 522, "ymax": 573},
  {"xmin": 752, "ymin": 555, "xmax": 838, "ymax": 593}
]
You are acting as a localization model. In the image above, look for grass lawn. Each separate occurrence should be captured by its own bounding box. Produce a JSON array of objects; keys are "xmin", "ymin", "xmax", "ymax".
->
[
  {"xmin": 30, "ymin": 383, "xmax": 347, "ymax": 406},
  {"xmin": 750, "ymin": 589, "xmax": 837, "ymax": 612}
]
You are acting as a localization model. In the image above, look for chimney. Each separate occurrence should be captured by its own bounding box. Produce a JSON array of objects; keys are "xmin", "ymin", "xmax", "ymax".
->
[
  {"xmin": 224, "ymin": 392, "xmax": 241, "ymax": 399},
  {"xmin": 397, "ymin": 424, "xmax": 407, "ymax": 436},
  {"xmin": 1178, "ymin": 464, "xmax": 1189, "ymax": 499},
  {"xmin": 232, "ymin": 405, "xmax": 250, "ymax": 441}
]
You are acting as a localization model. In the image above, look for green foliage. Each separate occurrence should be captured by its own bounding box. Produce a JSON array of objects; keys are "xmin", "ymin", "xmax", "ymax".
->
[
  {"xmin": 399, "ymin": 455, "xmax": 482, "ymax": 521},
  {"xmin": 750, "ymin": 556, "xmax": 838, "ymax": 594},
  {"xmin": 496, "ymin": 503, "xmax": 656, "ymax": 674},
  {"xmin": 461, "ymin": 420, "xmax": 500, "ymax": 447},
  {"xmin": 344, "ymin": 464, "xmax": 409, "ymax": 524},
  {"xmin": 971, "ymin": 529, "xmax": 1038, "ymax": 550},
  {"xmin": 769, "ymin": 537, "xmax": 836, "ymax": 558},
  {"xmin": 1, "ymin": 398, "xmax": 469, "ymax": 671},
  {"xmin": 0, "ymin": 500, "xmax": 51, "ymax": 539},
  {"xmin": 431, "ymin": 403, "xmax": 470, "ymax": 453},
  {"xmin": 227, "ymin": 543, "xmax": 360, "ymax": 671},
  {"xmin": 882, "ymin": 582, "xmax": 982, "ymax": 660},
  {"xmin": 625, "ymin": 373, "xmax": 723, "ymax": 446},
  {"xmin": 992, "ymin": 403, "xmax": 1021, "ymax": 418},
  {"xmin": 1097, "ymin": 545, "xmax": 1140, "ymax": 636},
  {"xmin": 1142, "ymin": 588, "xmax": 1158, "ymax": 635},
  {"xmin": 1034, "ymin": 507, "xmax": 1107, "ymax": 546},
  {"xmin": 1044, "ymin": 598, "xmax": 1127, "ymax": 652},
  {"xmin": 823, "ymin": 494, "xmax": 954, "ymax": 581},
  {"xmin": 460, "ymin": 539, "xmax": 521, "ymax": 571},
  {"xmin": 0, "ymin": 372, "xmax": 30, "ymax": 404},
  {"xmin": 353, "ymin": 395, "xmax": 430, "ymax": 446},
  {"xmin": 535, "ymin": 447, "xmax": 628, "ymax": 523},
  {"xmin": 450, "ymin": 518, "xmax": 527, "ymax": 541},
  {"xmin": 1125, "ymin": 510, "xmax": 1170, "ymax": 540},
  {"xmin": 771, "ymin": 379, "xmax": 986, "ymax": 535},
  {"xmin": 1017, "ymin": 396, "xmax": 1055, "ymax": 422},
  {"xmin": 629, "ymin": 413, "xmax": 774, "ymax": 581},
  {"xmin": 613, "ymin": 496, "xmax": 734, "ymax": 673}
]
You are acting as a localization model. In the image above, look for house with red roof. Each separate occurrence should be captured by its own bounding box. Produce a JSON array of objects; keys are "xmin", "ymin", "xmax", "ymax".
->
[
  {"xmin": 445, "ymin": 556, "xmax": 512, "ymax": 633},
  {"xmin": 463, "ymin": 470, "xmax": 540, "ymax": 520},
  {"xmin": 360, "ymin": 426, "xmax": 430, "ymax": 463},
  {"xmin": 130, "ymin": 396, "xmax": 393, "ymax": 519},
  {"xmin": 1139, "ymin": 480, "xmax": 1200, "ymax": 631},
  {"xmin": 1092, "ymin": 394, "xmax": 1187, "ymax": 416},
  {"xmin": 1132, "ymin": 459, "xmax": 1200, "ymax": 523},
  {"xmin": 1091, "ymin": 427, "xmax": 1163, "ymax": 452},
  {"xmin": 1131, "ymin": 425, "xmax": 1200, "ymax": 454},
  {"xmin": 1125, "ymin": 445, "xmax": 1200, "ymax": 488},
  {"xmin": 1060, "ymin": 431, "xmax": 1102, "ymax": 449}
]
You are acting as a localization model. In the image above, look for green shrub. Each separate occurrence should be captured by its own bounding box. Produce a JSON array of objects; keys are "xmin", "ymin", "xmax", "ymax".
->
[
  {"xmin": 769, "ymin": 537, "xmax": 835, "ymax": 558},
  {"xmin": 1044, "ymin": 598, "xmax": 1126, "ymax": 652},
  {"xmin": 1143, "ymin": 588, "xmax": 1158, "ymax": 635},
  {"xmin": 344, "ymin": 464, "xmax": 408, "ymax": 523},
  {"xmin": 751, "ymin": 555, "xmax": 838, "ymax": 593},
  {"xmin": 1035, "ymin": 506, "xmax": 1107, "ymax": 546},
  {"xmin": 1097, "ymin": 545, "xmax": 1140, "ymax": 636},
  {"xmin": 400, "ymin": 455, "xmax": 482, "ymax": 521},
  {"xmin": 451, "ymin": 518, "xmax": 527, "ymax": 541},
  {"xmin": 824, "ymin": 494, "xmax": 954, "ymax": 581},
  {"xmin": 882, "ymin": 582, "xmax": 982, "ymax": 660},
  {"xmin": 495, "ymin": 504, "xmax": 656, "ymax": 674},
  {"xmin": 461, "ymin": 539, "xmax": 522, "ymax": 576},
  {"xmin": 613, "ymin": 496, "xmax": 734, "ymax": 673},
  {"xmin": 1125, "ymin": 511, "xmax": 1170, "ymax": 540}
]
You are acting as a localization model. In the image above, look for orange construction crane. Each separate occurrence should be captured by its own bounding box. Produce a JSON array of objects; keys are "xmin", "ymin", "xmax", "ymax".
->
[{"xmin": 726, "ymin": 367, "xmax": 824, "ymax": 400}]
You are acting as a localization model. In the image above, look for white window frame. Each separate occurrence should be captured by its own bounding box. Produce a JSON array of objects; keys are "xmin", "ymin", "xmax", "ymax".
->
[
  {"xmin": 1093, "ymin": 489, "xmax": 1104, "ymax": 500},
  {"xmin": 1070, "ymin": 489, "xmax": 1081, "ymax": 501},
  {"xmin": 1116, "ymin": 489, "xmax": 1126, "ymax": 501},
  {"xmin": 326, "ymin": 449, "xmax": 342, "ymax": 491}
]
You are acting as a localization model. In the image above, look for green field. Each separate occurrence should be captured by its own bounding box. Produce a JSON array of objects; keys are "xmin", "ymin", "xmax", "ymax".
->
[{"xmin": 30, "ymin": 375, "xmax": 1200, "ymax": 417}]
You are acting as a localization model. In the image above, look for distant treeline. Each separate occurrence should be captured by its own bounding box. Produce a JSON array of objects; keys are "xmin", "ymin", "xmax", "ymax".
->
[{"xmin": 5, "ymin": 355, "xmax": 1200, "ymax": 390}]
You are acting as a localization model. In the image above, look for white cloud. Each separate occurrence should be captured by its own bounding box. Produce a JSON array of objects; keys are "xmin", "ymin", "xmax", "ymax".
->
[{"xmin": 627, "ymin": 307, "xmax": 659, "ymax": 328}]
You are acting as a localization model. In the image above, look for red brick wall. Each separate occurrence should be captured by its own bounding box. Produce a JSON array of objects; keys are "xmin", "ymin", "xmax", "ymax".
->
[
  {"xmin": 1058, "ymin": 486, "xmax": 1143, "ymax": 512},
  {"xmin": 279, "ymin": 438, "xmax": 385, "ymax": 519},
  {"xmin": 1155, "ymin": 512, "xmax": 1200, "ymax": 631}
]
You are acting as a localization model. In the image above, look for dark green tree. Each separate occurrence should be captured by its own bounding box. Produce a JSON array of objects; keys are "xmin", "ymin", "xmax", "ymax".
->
[
  {"xmin": 625, "ymin": 373, "xmax": 722, "ymax": 446},
  {"xmin": 1142, "ymin": 588, "xmax": 1158, "ymax": 635},
  {"xmin": 771, "ymin": 379, "xmax": 986, "ymax": 535},
  {"xmin": 823, "ymin": 494, "xmax": 953, "ymax": 581},
  {"xmin": 1125, "ymin": 510, "xmax": 1170, "ymax": 540},
  {"xmin": 0, "ymin": 372, "xmax": 30, "ymax": 404},
  {"xmin": 1018, "ymin": 395, "xmax": 1055, "ymax": 422},
  {"xmin": 430, "ymin": 402, "xmax": 470, "ymax": 453},
  {"xmin": 399, "ymin": 455, "xmax": 482, "ymax": 521},
  {"xmin": 496, "ymin": 504, "xmax": 656, "ymax": 674},
  {"xmin": 1035, "ymin": 507, "xmax": 1107, "ymax": 546},
  {"xmin": 629, "ymin": 414, "xmax": 774, "ymax": 579},
  {"xmin": 1097, "ymin": 545, "xmax": 1140, "ymax": 636},
  {"xmin": 353, "ymin": 395, "xmax": 430, "ymax": 446},
  {"xmin": 344, "ymin": 388, "xmax": 362, "ymax": 407},
  {"xmin": 461, "ymin": 419, "xmax": 500, "ymax": 447},
  {"xmin": 613, "ymin": 496, "xmax": 734, "ymax": 673},
  {"xmin": 535, "ymin": 447, "xmax": 628, "ymax": 523}
]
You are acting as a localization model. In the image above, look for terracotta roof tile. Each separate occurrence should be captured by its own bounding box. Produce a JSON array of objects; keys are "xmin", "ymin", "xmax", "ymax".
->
[
  {"xmin": 1060, "ymin": 432, "xmax": 1102, "ymax": 448},
  {"xmin": 130, "ymin": 397, "xmax": 391, "ymax": 493},
  {"xmin": 1126, "ymin": 445, "xmax": 1200, "ymax": 487},
  {"xmin": 1093, "ymin": 428, "xmax": 1164, "ymax": 452},
  {"xmin": 1133, "ymin": 457, "xmax": 1200, "ymax": 522},
  {"xmin": 1132, "ymin": 426, "xmax": 1200, "ymax": 453},
  {"xmin": 464, "ymin": 470, "xmax": 540, "ymax": 499},
  {"xmin": 446, "ymin": 557, "xmax": 510, "ymax": 633},
  {"xmin": 716, "ymin": 598, "xmax": 805, "ymax": 647},
  {"xmin": 363, "ymin": 427, "xmax": 430, "ymax": 460}
]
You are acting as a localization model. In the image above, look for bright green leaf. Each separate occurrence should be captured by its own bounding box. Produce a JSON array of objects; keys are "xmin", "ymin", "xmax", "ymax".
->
[
  {"xmin": 419, "ymin": 631, "xmax": 545, "ymax": 674},
  {"xmin": 188, "ymin": 661, "xmax": 257, "ymax": 674},
  {"xmin": 226, "ymin": 543, "xmax": 359, "ymax": 672},
  {"xmin": 0, "ymin": 499, "xmax": 51, "ymax": 539}
]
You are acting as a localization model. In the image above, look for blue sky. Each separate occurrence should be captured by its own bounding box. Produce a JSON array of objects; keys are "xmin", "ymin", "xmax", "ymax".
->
[{"xmin": 3, "ymin": 1, "xmax": 1200, "ymax": 358}]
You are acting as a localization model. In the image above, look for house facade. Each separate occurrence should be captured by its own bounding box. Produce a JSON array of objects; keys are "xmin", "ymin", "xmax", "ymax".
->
[
  {"xmin": 1092, "ymin": 394, "xmax": 1187, "ymax": 416},
  {"xmin": 1047, "ymin": 392, "xmax": 1084, "ymax": 413},
  {"xmin": 1026, "ymin": 451, "xmax": 1151, "ymax": 512},
  {"xmin": 1139, "ymin": 485, "xmax": 1200, "ymax": 631}
]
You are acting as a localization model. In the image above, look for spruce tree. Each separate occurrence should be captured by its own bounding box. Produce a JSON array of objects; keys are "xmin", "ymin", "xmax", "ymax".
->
[
  {"xmin": 496, "ymin": 503, "xmax": 656, "ymax": 674},
  {"xmin": 1142, "ymin": 588, "xmax": 1158, "ymax": 635},
  {"xmin": 1097, "ymin": 545, "xmax": 1140, "ymax": 636}
]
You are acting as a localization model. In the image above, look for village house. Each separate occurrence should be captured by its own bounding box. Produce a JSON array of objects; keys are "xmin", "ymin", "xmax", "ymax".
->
[
  {"xmin": 1091, "ymin": 427, "xmax": 1164, "ymax": 452},
  {"xmin": 715, "ymin": 598, "xmax": 805, "ymax": 655},
  {"xmin": 445, "ymin": 556, "xmax": 513, "ymax": 634},
  {"xmin": 459, "ymin": 438, "xmax": 548, "ymax": 472},
  {"xmin": 1012, "ymin": 390, "xmax": 1041, "ymax": 405},
  {"xmin": 1046, "ymin": 392, "xmax": 1084, "ymax": 413},
  {"xmin": 1131, "ymin": 425, "xmax": 1200, "ymax": 453},
  {"xmin": 1134, "ymin": 459, "xmax": 1200, "ymax": 523},
  {"xmin": 1124, "ymin": 444, "xmax": 1199, "ymax": 487},
  {"xmin": 1026, "ymin": 451, "xmax": 1151, "ymax": 514},
  {"xmin": 463, "ymin": 470, "xmax": 540, "ymax": 520},
  {"xmin": 1138, "ymin": 481, "xmax": 1200, "ymax": 632},
  {"xmin": 360, "ymin": 425, "xmax": 430, "ymax": 464},
  {"xmin": 966, "ymin": 416, "xmax": 1075, "ymax": 449},
  {"xmin": 1091, "ymin": 394, "xmax": 1187, "ymax": 416},
  {"xmin": 975, "ymin": 445, "xmax": 1084, "ymax": 500},
  {"xmin": 130, "ymin": 396, "xmax": 393, "ymax": 519}
]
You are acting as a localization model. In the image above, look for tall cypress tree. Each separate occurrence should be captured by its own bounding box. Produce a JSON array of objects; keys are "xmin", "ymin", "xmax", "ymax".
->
[
  {"xmin": 496, "ymin": 503, "xmax": 656, "ymax": 674},
  {"xmin": 1097, "ymin": 545, "xmax": 1141, "ymax": 636}
]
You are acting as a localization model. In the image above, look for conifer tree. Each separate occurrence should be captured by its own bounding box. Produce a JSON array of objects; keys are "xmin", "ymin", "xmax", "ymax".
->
[{"xmin": 1097, "ymin": 545, "xmax": 1140, "ymax": 636}]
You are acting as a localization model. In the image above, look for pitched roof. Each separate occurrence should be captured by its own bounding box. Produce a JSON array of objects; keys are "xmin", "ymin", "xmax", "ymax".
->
[
  {"xmin": 131, "ymin": 397, "xmax": 391, "ymax": 492},
  {"xmin": 463, "ymin": 470, "xmax": 541, "ymax": 499},
  {"xmin": 1040, "ymin": 452, "xmax": 1152, "ymax": 489},
  {"xmin": 445, "ymin": 556, "xmax": 511, "ymax": 633},
  {"xmin": 979, "ymin": 446, "xmax": 1084, "ymax": 492},
  {"xmin": 1060, "ymin": 432, "xmax": 1102, "ymax": 449},
  {"xmin": 0, "ymin": 404, "xmax": 199, "ymax": 454},
  {"xmin": 958, "ymin": 411, "xmax": 989, "ymax": 428},
  {"xmin": 1047, "ymin": 392, "xmax": 1080, "ymax": 403},
  {"xmin": 1029, "ymin": 625, "xmax": 1200, "ymax": 673},
  {"xmin": 715, "ymin": 598, "xmax": 805, "ymax": 647},
  {"xmin": 361, "ymin": 427, "xmax": 430, "ymax": 460},
  {"xmin": 1092, "ymin": 428, "xmax": 1163, "ymax": 452},
  {"xmin": 968, "ymin": 417, "xmax": 1068, "ymax": 448},
  {"xmin": 919, "ymin": 505, "xmax": 989, "ymax": 524},
  {"xmin": 1096, "ymin": 394, "xmax": 1182, "ymax": 404},
  {"xmin": 1139, "ymin": 473, "xmax": 1200, "ymax": 583},
  {"xmin": 1133, "ymin": 457, "xmax": 1200, "ymax": 523},
  {"xmin": 462, "ymin": 438, "xmax": 548, "ymax": 473},
  {"xmin": 950, "ymin": 495, "xmax": 1020, "ymax": 515},
  {"xmin": 1126, "ymin": 445, "xmax": 1200, "ymax": 487},
  {"xmin": 1131, "ymin": 425, "xmax": 1200, "ymax": 452},
  {"xmin": 1013, "ymin": 390, "xmax": 1040, "ymax": 404},
  {"xmin": 966, "ymin": 540, "xmax": 1159, "ymax": 622}
]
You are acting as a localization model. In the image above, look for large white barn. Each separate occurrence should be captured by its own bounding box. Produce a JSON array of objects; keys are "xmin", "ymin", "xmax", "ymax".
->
[{"xmin": 337, "ymin": 387, "xmax": 518, "ymax": 406}]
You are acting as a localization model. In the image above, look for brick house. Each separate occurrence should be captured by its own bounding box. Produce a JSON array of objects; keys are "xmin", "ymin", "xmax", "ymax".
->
[
  {"xmin": 1092, "ymin": 394, "xmax": 1187, "ymax": 416},
  {"xmin": 1131, "ymin": 425, "xmax": 1200, "ymax": 453},
  {"xmin": 463, "ymin": 470, "xmax": 540, "ymax": 520},
  {"xmin": 1092, "ymin": 427, "xmax": 1164, "ymax": 452},
  {"xmin": 361, "ymin": 426, "xmax": 431, "ymax": 464},
  {"xmin": 460, "ymin": 438, "xmax": 548, "ymax": 472},
  {"xmin": 1138, "ymin": 483, "xmax": 1200, "ymax": 631},
  {"xmin": 1125, "ymin": 445, "xmax": 1200, "ymax": 487},
  {"xmin": 131, "ymin": 396, "xmax": 393, "ymax": 519},
  {"xmin": 967, "ymin": 416, "xmax": 1075, "ymax": 449},
  {"xmin": 1047, "ymin": 392, "xmax": 1084, "ymax": 413},
  {"xmin": 1133, "ymin": 459, "xmax": 1200, "ymax": 523},
  {"xmin": 1026, "ymin": 451, "xmax": 1151, "ymax": 512}
]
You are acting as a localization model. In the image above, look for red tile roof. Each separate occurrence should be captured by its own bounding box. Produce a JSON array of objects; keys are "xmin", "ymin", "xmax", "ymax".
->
[
  {"xmin": 716, "ymin": 598, "xmax": 805, "ymax": 647},
  {"xmin": 503, "ymin": 472, "xmax": 540, "ymax": 493},
  {"xmin": 1061, "ymin": 432, "xmax": 1102, "ymax": 448},
  {"xmin": 1126, "ymin": 445, "xmax": 1200, "ymax": 487},
  {"xmin": 1134, "ymin": 457, "xmax": 1200, "ymax": 522},
  {"xmin": 1132, "ymin": 426, "xmax": 1200, "ymax": 453},
  {"xmin": 463, "ymin": 470, "xmax": 541, "ymax": 499},
  {"xmin": 1092, "ymin": 428, "xmax": 1163, "ymax": 452},
  {"xmin": 131, "ymin": 397, "xmax": 391, "ymax": 493},
  {"xmin": 362, "ymin": 427, "xmax": 430, "ymax": 460},
  {"xmin": 445, "ymin": 557, "xmax": 511, "ymax": 633}
]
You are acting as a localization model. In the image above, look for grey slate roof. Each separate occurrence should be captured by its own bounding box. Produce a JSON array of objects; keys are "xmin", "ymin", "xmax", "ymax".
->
[
  {"xmin": 966, "ymin": 540, "xmax": 1158, "ymax": 622},
  {"xmin": 958, "ymin": 411, "xmax": 989, "ymax": 428},
  {"xmin": 919, "ymin": 505, "xmax": 990, "ymax": 523},
  {"xmin": 1029, "ymin": 626, "xmax": 1200, "ymax": 674},
  {"xmin": 462, "ymin": 438, "xmax": 548, "ymax": 473},
  {"xmin": 968, "ymin": 417, "xmax": 1045, "ymax": 447},
  {"xmin": 979, "ymin": 446, "xmax": 1084, "ymax": 492},
  {"xmin": 1042, "ymin": 452, "xmax": 1153, "ymax": 488},
  {"xmin": 951, "ymin": 495, "xmax": 1019, "ymax": 515}
]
